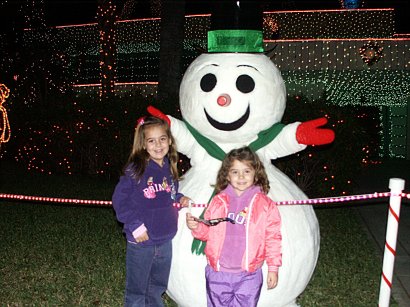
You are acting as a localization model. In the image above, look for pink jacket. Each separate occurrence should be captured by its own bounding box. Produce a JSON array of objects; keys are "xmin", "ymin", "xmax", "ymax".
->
[{"xmin": 191, "ymin": 191, "xmax": 282, "ymax": 272}]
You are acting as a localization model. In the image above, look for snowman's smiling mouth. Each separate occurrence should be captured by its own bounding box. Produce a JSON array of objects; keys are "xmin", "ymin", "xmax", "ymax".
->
[{"xmin": 204, "ymin": 105, "xmax": 250, "ymax": 131}]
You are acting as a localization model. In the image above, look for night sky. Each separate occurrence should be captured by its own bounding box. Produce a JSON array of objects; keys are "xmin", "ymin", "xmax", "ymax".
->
[{"xmin": 1, "ymin": 0, "xmax": 407, "ymax": 33}]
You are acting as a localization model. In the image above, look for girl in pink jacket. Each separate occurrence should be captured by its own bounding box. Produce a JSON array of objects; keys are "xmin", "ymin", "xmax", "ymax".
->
[{"xmin": 186, "ymin": 146, "xmax": 282, "ymax": 307}]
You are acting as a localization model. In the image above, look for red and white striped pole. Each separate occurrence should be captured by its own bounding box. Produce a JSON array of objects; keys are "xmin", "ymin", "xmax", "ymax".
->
[{"xmin": 378, "ymin": 178, "xmax": 405, "ymax": 307}]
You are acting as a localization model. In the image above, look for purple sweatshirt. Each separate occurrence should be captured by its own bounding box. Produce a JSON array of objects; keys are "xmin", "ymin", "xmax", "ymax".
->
[
  {"xmin": 112, "ymin": 158, "xmax": 183, "ymax": 246},
  {"xmin": 219, "ymin": 185, "xmax": 261, "ymax": 272}
]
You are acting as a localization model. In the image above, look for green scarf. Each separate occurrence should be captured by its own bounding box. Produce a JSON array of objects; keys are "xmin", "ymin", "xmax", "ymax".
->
[{"xmin": 183, "ymin": 119, "xmax": 285, "ymax": 255}]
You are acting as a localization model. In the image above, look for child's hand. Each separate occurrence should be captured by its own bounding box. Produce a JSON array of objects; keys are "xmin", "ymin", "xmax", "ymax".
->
[
  {"xmin": 179, "ymin": 196, "xmax": 193, "ymax": 208},
  {"xmin": 135, "ymin": 231, "xmax": 149, "ymax": 243},
  {"xmin": 267, "ymin": 271, "xmax": 278, "ymax": 289},
  {"xmin": 186, "ymin": 213, "xmax": 199, "ymax": 230}
]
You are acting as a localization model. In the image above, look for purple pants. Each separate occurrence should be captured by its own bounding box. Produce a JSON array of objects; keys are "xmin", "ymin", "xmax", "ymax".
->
[{"xmin": 205, "ymin": 265, "xmax": 263, "ymax": 307}]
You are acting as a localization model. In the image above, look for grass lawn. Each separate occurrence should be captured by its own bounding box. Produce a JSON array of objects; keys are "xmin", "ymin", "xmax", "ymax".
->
[{"xmin": 0, "ymin": 162, "xmax": 397, "ymax": 306}]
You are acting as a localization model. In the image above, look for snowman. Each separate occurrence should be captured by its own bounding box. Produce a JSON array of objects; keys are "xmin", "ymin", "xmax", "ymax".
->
[{"xmin": 148, "ymin": 13, "xmax": 334, "ymax": 307}]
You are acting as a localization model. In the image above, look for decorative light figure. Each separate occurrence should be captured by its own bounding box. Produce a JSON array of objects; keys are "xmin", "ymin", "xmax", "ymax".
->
[{"xmin": 0, "ymin": 84, "xmax": 11, "ymax": 147}]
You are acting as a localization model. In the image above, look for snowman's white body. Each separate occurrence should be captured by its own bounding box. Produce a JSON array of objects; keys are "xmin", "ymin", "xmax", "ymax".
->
[{"xmin": 167, "ymin": 53, "xmax": 319, "ymax": 307}]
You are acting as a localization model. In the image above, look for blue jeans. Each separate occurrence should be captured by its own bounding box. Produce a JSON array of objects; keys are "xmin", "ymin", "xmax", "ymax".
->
[{"xmin": 124, "ymin": 240, "xmax": 172, "ymax": 307}]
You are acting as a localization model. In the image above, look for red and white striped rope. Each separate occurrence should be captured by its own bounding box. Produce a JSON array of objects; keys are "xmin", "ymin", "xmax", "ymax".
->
[
  {"xmin": 2, "ymin": 191, "xmax": 408, "ymax": 207},
  {"xmin": 0, "ymin": 193, "xmax": 112, "ymax": 206}
]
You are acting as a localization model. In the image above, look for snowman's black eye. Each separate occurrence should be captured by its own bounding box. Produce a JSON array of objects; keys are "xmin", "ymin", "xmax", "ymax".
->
[
  {"xmin": 200, "ymin": 73, "xmax": 217, "ymax": 92},
  {"xmin": 236, "ymin": 74, "xmax": 255, "ymax": 93}
]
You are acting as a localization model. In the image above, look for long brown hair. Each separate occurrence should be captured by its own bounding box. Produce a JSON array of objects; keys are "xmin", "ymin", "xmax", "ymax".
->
[
  {"xmin": 214, "ymin": 146, "xmax": 269, "ymax": 194},
  {"xmin": 124, "ymin": 116, "xmax": 179, "ymax": 180}
]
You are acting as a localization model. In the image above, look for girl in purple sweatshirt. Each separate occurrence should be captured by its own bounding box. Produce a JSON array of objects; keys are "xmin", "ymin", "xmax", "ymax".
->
[
  {"xmin": 186, "ymin": 146, "xmax": 282, "ymax": 307},
  {"xmin": 113, "ymin": 116, "xmax": 192, "ymax": 307}
]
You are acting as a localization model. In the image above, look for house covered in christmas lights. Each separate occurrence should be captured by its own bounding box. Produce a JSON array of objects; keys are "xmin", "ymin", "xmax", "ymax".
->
[{"xmin": 22, "ymin": 8, "xmax": 410, "ymax": 160}]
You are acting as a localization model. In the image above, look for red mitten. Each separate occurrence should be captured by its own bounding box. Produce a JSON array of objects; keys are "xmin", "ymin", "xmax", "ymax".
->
[
  {"xmin": 296, "ymin": 117, "xmax": 335, "ymax": 145},
  {"xmin": 147, "ymin": 105, "xmax": 171, "ymax": 126}
]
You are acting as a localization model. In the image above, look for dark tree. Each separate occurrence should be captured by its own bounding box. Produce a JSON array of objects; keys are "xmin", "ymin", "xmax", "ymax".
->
[
  {"xmin": 157, "ymin": 0, "xmax": 186, "ymax": 107},
  {"xmin": 97, "ymin": 0, "xmax": 117, "ymax": 101}
]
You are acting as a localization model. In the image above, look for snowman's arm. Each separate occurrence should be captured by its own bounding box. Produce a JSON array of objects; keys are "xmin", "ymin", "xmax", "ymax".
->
[
  {"xmin": 168, "ymin": 115, "xmax": 198, "ymax": 157},
  {"xmin": 262, "ymin": 122, "xmax": 307, "ymax": 159},
  {"xmin": 147, "ymin": 106, "xmax": 198, "ymax": 157}
]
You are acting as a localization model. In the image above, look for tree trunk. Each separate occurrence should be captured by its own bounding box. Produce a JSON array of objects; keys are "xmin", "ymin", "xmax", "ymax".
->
[
  {"xmin": 157, "ymin": 0, "xmax": 185, "ymax": 110},
  {"xmin": 97, "ymin": 0, "xmax": 117, "ymax": 102}
]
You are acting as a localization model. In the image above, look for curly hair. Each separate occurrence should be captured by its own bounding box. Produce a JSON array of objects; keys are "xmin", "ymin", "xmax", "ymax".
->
[
  {"xmin": 124, "ymin": 116, "xmax": 179, "ymax": 180},
  {"xmin": 214, "ymin": 146, "xmax": 270, "ymax": 194}
]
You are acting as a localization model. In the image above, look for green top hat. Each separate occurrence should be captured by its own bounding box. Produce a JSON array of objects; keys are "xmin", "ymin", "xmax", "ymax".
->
[{"xmin": 208, "ymin": 1, "xmax": 264, "ymax": 53}]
